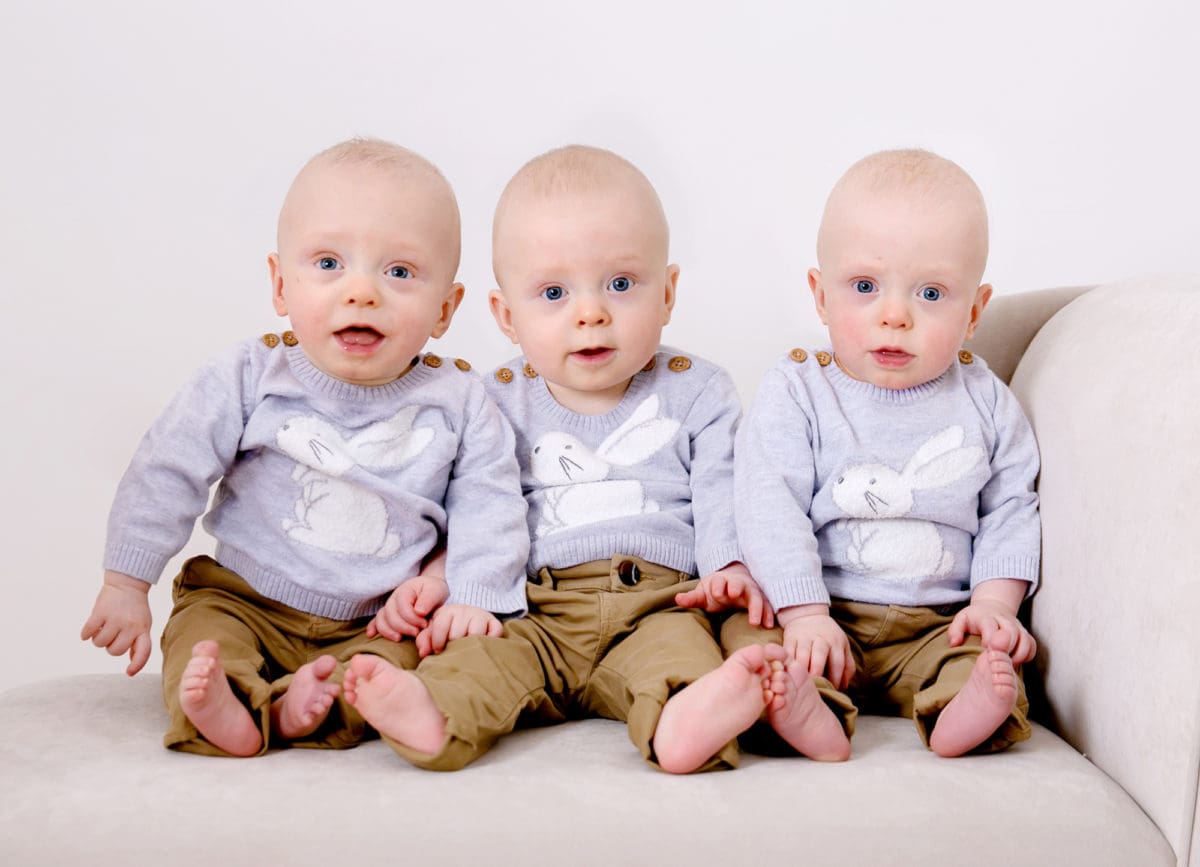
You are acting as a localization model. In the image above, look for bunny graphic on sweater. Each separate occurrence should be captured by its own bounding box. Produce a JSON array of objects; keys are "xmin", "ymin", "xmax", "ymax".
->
[
  {"xmin": 832, "ymin": 426, "xmax": 984, "ymax": 582},
  {"xmin": 276, "ymin": 405, "xmax": 434, "ymax": 557},
  {"xmin": 530, "ymin": 395, "xmax": 680, "ymax": 538}
]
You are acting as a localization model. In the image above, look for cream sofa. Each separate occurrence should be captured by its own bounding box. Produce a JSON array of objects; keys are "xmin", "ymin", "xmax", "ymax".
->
[{"xmin": 2, "ymin": 276, "xmax": 1197, "ymax": 866}]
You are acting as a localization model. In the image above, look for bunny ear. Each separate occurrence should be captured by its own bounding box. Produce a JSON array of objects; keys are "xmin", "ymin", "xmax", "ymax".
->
[
  {"xmin": 598, "ymin": 395, "xmax": 681, "ymax": 467},
  {"xmin": 352, "ymin": 406, "xmax": 433, "ymax": 468},
  {"xmin": 904, "ymin": 427, "xmax": 984, "ymax": 491}
]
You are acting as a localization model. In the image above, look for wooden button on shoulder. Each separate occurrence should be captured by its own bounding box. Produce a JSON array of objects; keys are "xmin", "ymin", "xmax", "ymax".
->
[
  {"xmin": 523, "ymin": 363, "xmax": 538, "ymax": 378},
  {"xmin": 281, "ymin": 331, "xmax": 298, "ymax": 346},
  {"xmin": 495, "ymin": 367, "xmax": 514, "ymax": 383},
  {"xmin": 454, "ymin": 358, "xmax": 472, "ymax": 371},
  {"xmin": 667, "ymin": 356, "xmax": 691, "ymax": 372},
  {"xmin": 261, "ymin": 333, "xmax": 280, "ymax": 348},
  {"xmin": 815, "ymin": 351, "xmax": 832, "ymax": 367},
  {"xmin": 642, "ymin": 357, "xmax": 657, "ymax": 372},
  {"xmin": 423, "ymin": 354, "xmax": 443, "ymax": 368},
  {"xmin": 789, "ymin": 348, "xmax": 808, "ymax": 363},
  {"xmin": 958, "ymin": 349, "xmax": 975, "ymax": 364}
]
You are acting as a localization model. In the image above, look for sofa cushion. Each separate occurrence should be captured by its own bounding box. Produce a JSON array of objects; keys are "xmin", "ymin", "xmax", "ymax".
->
[{"xmin": 0, "ymin": 674, "xmax": 1173, "ymax": 865}]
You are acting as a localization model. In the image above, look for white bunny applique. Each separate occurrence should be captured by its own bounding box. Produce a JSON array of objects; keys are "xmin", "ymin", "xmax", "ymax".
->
[
  {"xmin": 530, "ymin": 394, "xmax": 680, "ymax": 538},
  {"xmin": 275, "ymin": 405, "xmax": 434, "ymax": 558},
  {"xmin": 832, "ymin": 426, "xmax": 984, "ymax": 583}
]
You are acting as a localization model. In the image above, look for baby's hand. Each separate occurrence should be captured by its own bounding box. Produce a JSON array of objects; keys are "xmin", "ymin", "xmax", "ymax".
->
[
  {"xmin": 675, "ymin": 562, "xmax": 775, "ymax": 627},
  {"xmin": 415, "ymin": 604, "xmax": 502, "ymax": 658},
  {"xmin": 948, "ymin": 601, "xmax": 1037, "ymax": 665},
  {"xmin": 80, "ymin": 570, "xmax": 153, "ymax": 676},
  {"xmin": 368, "ymin": 575, "xmax": 450, "ymax": 642},
  {"xmin": 779, "ymin": 604, "xmax": 855, "ymax": 691}
]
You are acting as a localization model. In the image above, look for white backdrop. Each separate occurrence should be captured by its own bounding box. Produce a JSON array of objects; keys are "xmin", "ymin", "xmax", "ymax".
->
[{"xmin": 3, "ymin": 1, "xmax": 1197, "ymax": 693}]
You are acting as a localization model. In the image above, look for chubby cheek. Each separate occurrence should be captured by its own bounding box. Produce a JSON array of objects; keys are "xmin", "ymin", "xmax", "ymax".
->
[{"xmin": 826, "ymin": 308, "xmax": 871, "ymax": 354}]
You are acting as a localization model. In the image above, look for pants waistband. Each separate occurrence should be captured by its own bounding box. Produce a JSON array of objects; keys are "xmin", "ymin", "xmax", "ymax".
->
[{"xmin": 531, "ymin": 554, "xmax": 692, "ymax": 592}]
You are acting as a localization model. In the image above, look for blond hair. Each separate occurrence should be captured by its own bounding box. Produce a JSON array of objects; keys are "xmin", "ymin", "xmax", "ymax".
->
[
  {"xmin": 493, "ymin": 144, "xmax": 668, "ymax": 247},
  {"xmin": 818, "ymin": 148, "xmax": 989, "ymax": 266},
  {"xmin": 283, "ymin": 137, "xmax": 462, "ymax": 269}
]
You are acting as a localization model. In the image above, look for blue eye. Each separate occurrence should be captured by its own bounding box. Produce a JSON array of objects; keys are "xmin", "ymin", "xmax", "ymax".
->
[
  {"xmin": 855, "ymin": 280, "xmax": 875, "ymax": 294},
  {"xmin": 541, "ymin": 285, "xmax": 564, "ymax": 301},
  {"xmin": 609, "ymin": 276, "xmax": 631, "ymax": 293},
  {"xmin": 388, "ymin": 265, "xmax": 411, "ymax": 279},
  {"xmin": 920, "ymin": 286, "xmax": 942, "ymax": 301},
  {"xmin": 317, "ymin": 257, "xmax": 340, "ymax": 271}
]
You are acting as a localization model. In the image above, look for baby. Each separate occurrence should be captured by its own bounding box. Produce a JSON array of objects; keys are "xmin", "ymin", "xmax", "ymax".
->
[
  {"xmin": 343, "ymin": 144, "xmax": 788, "ymax": 773},
  {"xmin": 81, "ymin": 138, "xmax": 528, "ymax": 756},
  {"xmin": 728, "ymin": 148, "xmax": 1040, "ymax": 759}
]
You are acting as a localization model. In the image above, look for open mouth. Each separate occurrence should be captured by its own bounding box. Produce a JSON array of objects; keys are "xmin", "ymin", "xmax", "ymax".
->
[
  {"xmin": 335, "ymin": 327, "xmax": 384, "ymax": 350},
  {"xmin": 871, "ymin": 348, "xmax": 913, "ymax": 366},
  {"xmin": 572, "ymin": 346, "xmax": 613, "ymax": 361}
]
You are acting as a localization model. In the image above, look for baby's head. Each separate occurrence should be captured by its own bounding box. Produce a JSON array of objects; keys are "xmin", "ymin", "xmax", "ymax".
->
[
  {"xmin": 268, "ymin": 138, "xmax": 464, "ymax": 386},
  {"xmin": 488, "ymin": 145, "xmax": 678, "ymax": 414},
  {"xmin": 808, "ymin": 149, "xmax": 992, "ymax": 390}
]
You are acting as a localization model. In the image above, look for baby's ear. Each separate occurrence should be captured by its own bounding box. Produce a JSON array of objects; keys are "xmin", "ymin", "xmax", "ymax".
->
[
  {"xmin": 488, "ymin": 289, "xmax": 520, "ymax": 344},
  {"xmin": 430, "ymin": 283, "xmax": 465, "ymax": 339},
  {"xmin": 268, "ymin": 253, "xmax": 288, "ymax": 316},
  {"xmin": 661, "ymin": 264, "xmax": 680, "ymax": 325},
  {"xmin": 808, "ymin": 269, "xmax": 829, "ymax": 324},
  {"xmin": 964, "ymin": 283, "xmax": 993, "ymax": 340}
]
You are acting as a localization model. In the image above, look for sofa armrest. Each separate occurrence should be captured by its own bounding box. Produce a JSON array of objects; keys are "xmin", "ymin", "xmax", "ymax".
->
[
  {"xmin": 965, "ymin": 285, "xmax": 1092, "ymax": 384},
  {"xmin": 1008, "ymin": 275, "xmax": 1200, "ymax": 865}
]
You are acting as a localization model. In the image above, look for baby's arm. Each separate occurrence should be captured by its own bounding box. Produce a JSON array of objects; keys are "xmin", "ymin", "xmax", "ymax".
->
[
  {"xmin": 779, "ymin": 604, "xmax": 855, "ymax": 691},
  {"xmin": 948, "ymin": 578, "xmax": 1037, "ymax": 664},
  {"xmin": 80, "ymin": 570, "xmax": 153, "ymax": 676},
  {"xmin": 367, "ymin": 548, "xmax": 450, "ymax": 641},
  {"xmin": 675, "ymin": 561, "xmax": 775, "ymax": 627}
]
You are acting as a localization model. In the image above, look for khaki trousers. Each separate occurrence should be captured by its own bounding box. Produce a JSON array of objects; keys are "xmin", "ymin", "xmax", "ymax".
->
[
  {"xmin": 394, "ymin": 554, "xmax": 735, "ymax": 772},
  {"xmin": 160, "ymin": 556, "xmax": 418, "ymax": 756},
  {"xmin": 722, "ymin": 599, "xmax": 1031, "ymax": 753}
]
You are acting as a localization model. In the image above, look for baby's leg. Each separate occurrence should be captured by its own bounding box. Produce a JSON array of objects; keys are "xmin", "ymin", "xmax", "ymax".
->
[
  {"xmin": 766, "ymin": 659, "xmax": 851, "ymax": 761},
  {"xmin": 928, "ymin": 650, "xmax": 1018, "ymax": 758},
  {"xmin": 653, "ymin": 644, "xmax": 780, "ymax": 774},
  {"xmin": 343, "ymin": 654, "xmax": 446, "ymax": 755},
  {"xmin": 179, "ymin": 640, "xmax": 262, "ymax": 757},
  {"xmin": 271, "ymin": 655, "xmax": 341, "ymax": 740}
]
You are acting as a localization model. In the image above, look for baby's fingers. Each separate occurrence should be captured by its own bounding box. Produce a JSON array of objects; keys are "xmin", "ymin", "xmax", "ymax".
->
[
  {"xmin": 947, "ymin": 610, "xmax": 970, "ymax": 647},
  {"xmin": 808, "ymin": 639, "xmax": 830, "ymax": 681},
  {"xmin": 126, "ymin": 634, "xmax": 151, "ymax": 677},
  {"xmin": 1012, "ymin": 629, "xmax": 1038, "ymax": 665},
  {"xmin": 674, "ymin": 586, "xmax": 708, "ymax": 610},
  {"xmin": 412, "ymin": 581, "xmax": 445, "ymax": 618}
]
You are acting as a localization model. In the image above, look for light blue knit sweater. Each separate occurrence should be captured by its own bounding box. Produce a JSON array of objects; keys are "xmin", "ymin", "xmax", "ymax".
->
[
  {"xmin": 485, "ymin": 347, "xmax": 742, "ymax": 578},
  {"xmin": 104, "ymin": 337, "xmax": 530, "ymax": 620},
  {"xmin": 735, "ymin": 350, "xmax": 1040, "ymax": 611}
]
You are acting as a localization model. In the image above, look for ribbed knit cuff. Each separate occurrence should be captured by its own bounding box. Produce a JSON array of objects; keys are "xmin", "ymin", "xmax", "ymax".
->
[
  {"xmin": 971, "ymin": 557, "xmax": 1041, "ymax": 594},
  {"xmin": 103, "ymin": 542, "xmax": 172, "ymax": 584},
  {"xmin": 696, "ymin": 543, "xmax": 742, "ymax": 578}
]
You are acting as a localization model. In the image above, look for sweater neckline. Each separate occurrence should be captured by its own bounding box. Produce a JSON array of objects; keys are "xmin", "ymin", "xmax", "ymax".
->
[
  {"xmin": 527, "ymin": 358, "xmax": 655, "ymax": 431},
  {"xmin": 824, "ymin": 354, "xmax": 952, "ymax": 404},
  {"xmin": 287, "ymin": 347, "xmax": 436, "ymax": 401}
]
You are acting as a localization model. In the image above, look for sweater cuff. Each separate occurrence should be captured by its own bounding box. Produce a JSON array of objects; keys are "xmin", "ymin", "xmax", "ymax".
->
[
  {"xmin": 696, "ymin": 543, "xmax": 742, "ymax": 578},
  {"xmin": 971, "ymin": 557, "xmax": 1041, "ymax": 595},
  {"xmin": 103, "ymin": 542, "xmax": 172, "ymax": 584},
  {"xmin": 764, "ymin": 574, "xmax": 831, "ymax": 611}
]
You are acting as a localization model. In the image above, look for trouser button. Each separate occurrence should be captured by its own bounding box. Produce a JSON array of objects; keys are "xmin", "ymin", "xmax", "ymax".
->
[{"xmin": 617, "ymin": 560, "xmax": 640, "ymax": 586}]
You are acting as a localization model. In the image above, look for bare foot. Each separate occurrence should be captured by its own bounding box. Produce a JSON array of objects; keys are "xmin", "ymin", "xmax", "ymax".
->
[
  {"xmin": 343, "ymin": 654, "xmax": 446, "ymax": 755},
  {"xmin": 179, "ymin": 640, "xmax": 262, "ymax": 757},
  {"xmin": 271, "ymin": 655, "xmax": 341, "ymax": 739},
  {"xmin": 767, "ymin": 659, "xmax": 850, "ymax": 761},
  {"xmin": 929, "ymin": 650, "xmax": 1018, "ymax": 757},
  {"xmin": 653, "ymin": 644, "xmax": 777, "ymax": 774}
]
